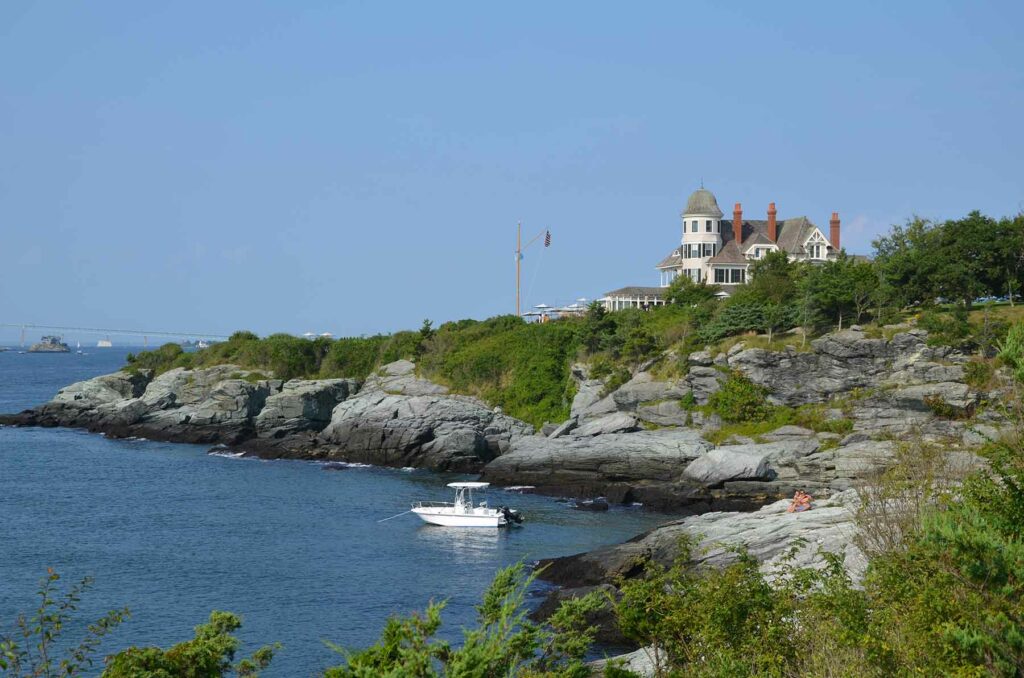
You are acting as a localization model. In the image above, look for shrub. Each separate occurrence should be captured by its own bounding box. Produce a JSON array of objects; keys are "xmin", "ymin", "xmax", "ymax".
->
[
  {"xmin": 125, "ymin": 342, "xmax": 189, "ymax": 373},
  {"xmin": 923, "ymin": 394, "xmax": 970, "ymax": 420},
  {"xmin": 919, "ymin": 307, "xmax": 971, "ymax": 348},
  {"xmin": 103, "ymin": 611, "xmax": 276, "ymax": 676},
  {"xmin": 707, "ymin": 372, "xmax": 773, "ymax": 423},
  {"xmin": 323, "ymin": 563, "xmax": 602, "ymax": 677},
  {"xmin": 999, "ymin": 321, "xmax": 1024, "ymax": 383},
  {"xmin": 792, "ymin": 404, "xmax": 854, "ymax": 434},
  {"xmin": 964, "ymin": 359, "xmax": 995, "ymax": 389}
]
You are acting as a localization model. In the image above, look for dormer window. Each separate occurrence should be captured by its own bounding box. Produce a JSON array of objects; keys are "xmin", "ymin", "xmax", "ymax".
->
[{"xmin": 804, "ymin": 231, "xmax": 829, "ymax": 260}]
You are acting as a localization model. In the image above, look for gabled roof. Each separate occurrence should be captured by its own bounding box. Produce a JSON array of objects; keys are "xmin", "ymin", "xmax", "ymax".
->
[
  {"xmin": 741, "ymin": 231, "xmax": 775, "ymax": 252},
  {"xmin": 775, "ymin": 217, "xmax": 820, "ymax": 254},
  {"xmin": 720, "ymin": 216, "xmax": 824, "ymax": 257}
]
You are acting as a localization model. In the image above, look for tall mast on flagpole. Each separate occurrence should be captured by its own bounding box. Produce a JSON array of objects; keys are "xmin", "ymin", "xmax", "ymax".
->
[{"xmin": 516, "ymin": 221, "xmax": 522, "ymax": 317}]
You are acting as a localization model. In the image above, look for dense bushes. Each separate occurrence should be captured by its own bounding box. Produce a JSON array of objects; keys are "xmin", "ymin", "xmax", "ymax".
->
[
  {"xmin": 418, "ymin": 315, "xmax": 580, "ymax": 426},
  {"xmin": 706, "ymin": 372, "xmax": 773, "ymax": 423},
  {"xmin": 103, "ymin": 612, "xmax": 275, "ymax": 677}
]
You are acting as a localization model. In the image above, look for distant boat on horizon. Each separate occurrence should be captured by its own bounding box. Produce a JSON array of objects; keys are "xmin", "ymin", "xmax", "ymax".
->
[{"xmin": 97, "ymin": 338, "xmax": 113, "ymax": 348}]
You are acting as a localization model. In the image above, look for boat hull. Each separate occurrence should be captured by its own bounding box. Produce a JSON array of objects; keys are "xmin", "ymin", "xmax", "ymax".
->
[{"xmin": 411, "ymin": 507, "xmax": 504, "ymax": 527}]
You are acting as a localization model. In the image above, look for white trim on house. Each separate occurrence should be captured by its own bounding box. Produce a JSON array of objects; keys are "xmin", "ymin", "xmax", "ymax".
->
[
  {"xmin": 711, "ymin": 266, "xmax": 748, "ymax": 285},
  {"xmin": 744, "ymin": 243, "xmax": 779, "ymax": 260},
  {"xmin": 803, "ymin": 229, "xmax": 831, "ymax": 261}
]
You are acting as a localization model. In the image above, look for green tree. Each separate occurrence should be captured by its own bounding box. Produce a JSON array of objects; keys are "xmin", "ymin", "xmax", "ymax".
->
[
  {"xmin": 762, "ymin": 302, "xmax": 789, "ymax": 344},
  {"xmin": 848, "ymin": 258, "xmax": 878, "ymax": 323},
  {"xmin": 663, "ymin": 275, "xmax": 718, "ymax": 307},
  {"xmin": 873, "ymin": 216, "xmax": 940, "ymax": 308},
  {"xmin": 994, "ymin": 213, "xmax": 1024, "ymax": 306},
  {"xmin": 932, "ymin": 210, "xmax": 1001, "ymax": 309},
  {"xmin": 414, "ymin": 319, "xmax": 435, "ymax": 359},
  {"xmin": 747, "ymin": 250, "xmax": 800, "ymax": 304},
  {"xmin": 804, "ymin": 253, "xmax": 860, "ymax": 329},
  {"xmin": 577, "ymin": 302, "xmax": 615, "ymax": 354}
]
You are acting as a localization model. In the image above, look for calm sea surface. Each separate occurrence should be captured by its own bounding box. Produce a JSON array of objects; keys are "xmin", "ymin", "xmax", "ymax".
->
[{"xmin": 0, "ymin": 348, "xmax": 674, "ymax": 675}]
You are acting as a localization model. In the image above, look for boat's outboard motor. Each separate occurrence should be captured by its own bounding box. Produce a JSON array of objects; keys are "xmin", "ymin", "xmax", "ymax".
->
[{"xmin": 500, "ymin": 506, "xmax": 524, "ymax": 525}]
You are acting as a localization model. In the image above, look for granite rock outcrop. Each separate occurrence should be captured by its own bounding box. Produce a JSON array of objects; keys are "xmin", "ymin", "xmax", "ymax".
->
[{"xmin": 0, "ymin": 360, "xmax": 533, "ymax": 471}]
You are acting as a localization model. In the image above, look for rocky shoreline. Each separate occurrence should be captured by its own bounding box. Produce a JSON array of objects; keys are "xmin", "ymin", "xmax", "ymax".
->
[{"xmin": 0, "ymin": 327, "xmax": 1001, "ymax": 509}]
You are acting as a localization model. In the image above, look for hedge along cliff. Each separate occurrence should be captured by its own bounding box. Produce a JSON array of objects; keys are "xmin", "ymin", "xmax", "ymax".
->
[{"xmin": 1, "ymin": 325, "xmax": 1004, "ymax": 513}]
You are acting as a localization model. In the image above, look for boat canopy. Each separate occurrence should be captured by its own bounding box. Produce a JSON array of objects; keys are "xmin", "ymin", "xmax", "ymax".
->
[{"xmin": 447, "ymin": 482, "xmax": 490, "ymax": 489}]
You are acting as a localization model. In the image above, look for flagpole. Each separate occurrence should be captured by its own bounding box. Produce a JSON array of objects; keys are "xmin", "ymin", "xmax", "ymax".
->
[
  {"xmin": 516, "ymin": 224, "xmax": 550, "ymax": 318},
  {"xmin": 516, "ymin": 221, "xmax": 521, "ymax": 317}
]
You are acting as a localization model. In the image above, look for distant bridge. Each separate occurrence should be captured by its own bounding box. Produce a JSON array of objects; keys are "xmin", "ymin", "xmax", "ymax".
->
[{"xmin": 0, "ymin": 323, "xmax": 231, "ymax": 348}]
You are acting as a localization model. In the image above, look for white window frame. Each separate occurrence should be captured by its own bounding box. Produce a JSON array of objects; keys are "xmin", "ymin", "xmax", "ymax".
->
[{"xmin": 803, "ymin": 231, "xmax": 829, "ymax": 260}]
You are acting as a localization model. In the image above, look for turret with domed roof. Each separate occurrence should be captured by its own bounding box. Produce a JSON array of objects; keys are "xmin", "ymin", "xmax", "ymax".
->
[
  {"xmin": 677, "ymin": 186, "xmax": 724, "ymax": 283},
  {"xmin": 683, "ymin": 187, "xmax": 724, "ymax": 219}
]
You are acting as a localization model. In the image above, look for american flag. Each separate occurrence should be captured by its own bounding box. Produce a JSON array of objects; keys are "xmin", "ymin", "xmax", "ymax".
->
[{"xmin": 544, "ymin": 230, "xmax": 551, "ymax": 247}]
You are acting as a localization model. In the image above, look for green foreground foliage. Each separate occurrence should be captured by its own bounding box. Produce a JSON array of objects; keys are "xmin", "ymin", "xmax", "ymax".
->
[{"xmin": 323, "ymin": 563, "xmax": 602, "ymax": 678}]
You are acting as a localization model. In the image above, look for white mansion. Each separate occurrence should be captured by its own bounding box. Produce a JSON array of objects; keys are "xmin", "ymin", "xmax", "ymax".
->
[{"xmin": 602, "ymin": 187, "xmax": 843, "ymax": 310}]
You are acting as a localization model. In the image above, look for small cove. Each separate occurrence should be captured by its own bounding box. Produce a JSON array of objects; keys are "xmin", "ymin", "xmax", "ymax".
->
[{"xmin": 0, "ymin": 350, "xmax": 678, "ymax": 675}]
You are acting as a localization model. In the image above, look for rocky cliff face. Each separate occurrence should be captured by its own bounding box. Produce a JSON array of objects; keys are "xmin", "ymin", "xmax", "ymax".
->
[
  {"xmin": 483, "ymin": 326, "xmax": 999, "ymax": 509},
  {"xmin": 0, "ymin": 359, "xmax": 532, "ymax": 472}
]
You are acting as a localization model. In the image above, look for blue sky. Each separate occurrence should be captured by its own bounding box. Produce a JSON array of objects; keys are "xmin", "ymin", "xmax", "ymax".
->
[{"xmin": 2, "ymin": 1, "xmax": 1022, "ymax": 343}]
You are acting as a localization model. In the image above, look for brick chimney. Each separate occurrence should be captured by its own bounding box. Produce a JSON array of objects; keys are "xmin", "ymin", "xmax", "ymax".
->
[
  {"xmin": 830, "ymin": 212, "xmax": 841, "ymax": 251},
  {"xmin": 767, "ymin": 202, "xmax": 777, "ymax": 242},
  {"xmin": 733, "ymin": 202, "xmax": 743, "ymax": 244}
]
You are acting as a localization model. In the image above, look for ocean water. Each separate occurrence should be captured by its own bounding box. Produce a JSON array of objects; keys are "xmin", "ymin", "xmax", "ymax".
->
[{"xmin": 0, "ymin": 349, "xmax": 673, "ymax": 675}]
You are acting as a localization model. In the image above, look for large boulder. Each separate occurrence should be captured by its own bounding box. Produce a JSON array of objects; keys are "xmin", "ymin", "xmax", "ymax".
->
[
  {"xmin": 574, "ymin": 371, "xmax": 690, "ymax": 422},
  {"xmin": 683, "ymin": 448, "xmax": 772, "ymax": 486},
  {"xmin": 635, "ymin": 399, "xmax": 691, "ymax": 427},
  {"xmin": 569, "ymin": 364, "xmax": 606, "ymax": 420},
  {"xmin": 49, "ymin": 370, "xmax": 152, "ymax": 411},
  {"xmin": 892, "ymin": 381, "xmax": 976, "ymax": 413},
  {"xmin": 684, "ymin": 366, "xmax": 722, "ymax": 404},
  {"xmin": 538, "ymin": 489, "xmax": 866, "ymax": 589},
  {"xmin": 482, "ymin": 429, "xmax": 714, "ymax": 506},
  {"xmin": 255, "ymin": 378, "xmax": 358, "ymax": 438},
  {"xmin": 365, "ymin": 359, "xmax": 448, "ymax": 396},
  {"xmin": 571, "ymin": 412, "xmax": 640, "ymax": 437},
  {"xmin": 317, "ymin": 363, "xmax": 534, "ymax": 471}
]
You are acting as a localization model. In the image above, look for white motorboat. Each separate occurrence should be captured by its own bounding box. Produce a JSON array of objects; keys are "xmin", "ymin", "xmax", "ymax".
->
[{"xmin": 411, "ymin": 482, "xmax": 523, "ymax": 528}]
